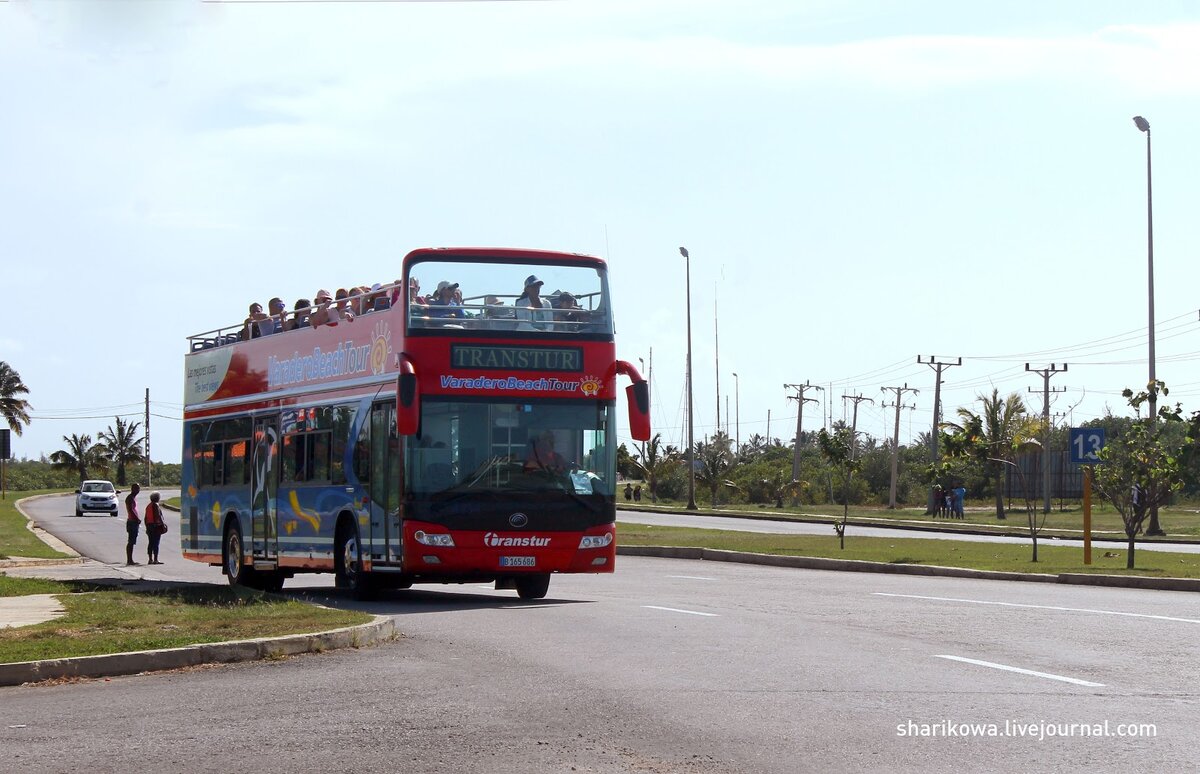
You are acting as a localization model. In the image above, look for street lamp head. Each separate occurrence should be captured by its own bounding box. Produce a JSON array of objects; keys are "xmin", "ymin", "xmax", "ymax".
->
[
  {"xmin": 1133, "ymin": 115, "xmax": 1150, "ymax": 133},
  {"xmin": 678, "ymin": 246, "xmax": 689, "ymax": 258}
]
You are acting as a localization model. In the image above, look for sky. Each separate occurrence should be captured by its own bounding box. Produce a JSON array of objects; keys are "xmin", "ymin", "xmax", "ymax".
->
[{"xmin": 4, "ymin": 0, "xmax": 1200, "ymax": 462}]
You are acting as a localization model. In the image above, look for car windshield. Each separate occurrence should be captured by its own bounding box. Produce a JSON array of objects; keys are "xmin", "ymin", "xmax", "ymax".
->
[{"xmin": 82, "ymin": 482, "xmax": 115, "ymax": 493}]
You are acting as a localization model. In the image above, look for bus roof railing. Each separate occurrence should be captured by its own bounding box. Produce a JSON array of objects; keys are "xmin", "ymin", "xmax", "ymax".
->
[{"xmin": 187, "ymin": 280, "xmax": 403, "ymax": 353}]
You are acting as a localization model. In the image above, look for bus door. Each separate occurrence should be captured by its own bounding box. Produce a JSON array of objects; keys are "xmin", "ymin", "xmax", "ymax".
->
[
  {"xmin": 251, "ymin": 416, "xmax": 280, "ymax": 563},
  {"xmin": 368, "ymin": 401, "xmax": 402, "ymax": 564}
]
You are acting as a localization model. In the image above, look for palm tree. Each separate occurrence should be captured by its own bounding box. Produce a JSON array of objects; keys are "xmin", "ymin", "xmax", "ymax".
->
[
  {"xmin": 632, "ymin": 433, "xmax": 679, "ymax": 504},
  {"xmin": 51, "ymin": 433, "xmax": 107, "ymax": 484},
  {"xmin": 0, "ymin": 361, "xmax": 32, "ymax": 435},
  {"xmin": 762, "ymin": 469, "xmax": 804, "ymax": 508},
  {"xmin": 947, "ymin": 389, "xmax": 1041, "ymax": 520},
  {"xmin": 694, "ymin": 431, "xmax": 735, "ymax": 507},
  {"xmin": 97, "ymin": 417, "xmax": 145, "ymax": 486}
]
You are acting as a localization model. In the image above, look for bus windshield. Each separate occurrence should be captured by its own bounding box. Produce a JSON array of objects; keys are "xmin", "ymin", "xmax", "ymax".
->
[
  {"xmin": 406, "ymin": 399, "xmax": 614, "ymax": 500},
  {"xmin": 407, "ymin": 258, "xmax": 613, "ymax": 336}
]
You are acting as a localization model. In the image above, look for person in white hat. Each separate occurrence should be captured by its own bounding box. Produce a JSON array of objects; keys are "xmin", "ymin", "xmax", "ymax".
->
[{"xmin": 428, "ymin": 280, "xmax": 466, "ymax": 319}]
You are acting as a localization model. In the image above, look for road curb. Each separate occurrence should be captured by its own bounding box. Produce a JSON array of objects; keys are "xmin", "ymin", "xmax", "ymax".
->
[
  {"xmin": 0, "ymin": 614, "xmax": 396, "ymax": 687},
  {"xmin": 617, "ymin": 546, "xmax": 1200, "ymax": 591},
  {"xmin": 13, "ymin": 495, "xmax": 81, "ymax": 560}
]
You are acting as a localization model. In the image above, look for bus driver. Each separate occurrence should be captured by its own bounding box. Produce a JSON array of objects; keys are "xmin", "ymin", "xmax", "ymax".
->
[{"xmin": 524, "ymin": 430, "xmax": 571, "ymax": 474}]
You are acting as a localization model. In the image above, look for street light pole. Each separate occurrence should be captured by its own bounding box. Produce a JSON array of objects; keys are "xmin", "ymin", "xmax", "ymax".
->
[
  {"xmin": 732, "ymin": 372, "xmax": 740, "ymax": 457},
  {"xmin": 680, "ymin": 246, "xmax": 698, "ymax": 511},
  {"xmin": 1134, "ymin": 115, "xmax": 1164, "ymax": 535}
]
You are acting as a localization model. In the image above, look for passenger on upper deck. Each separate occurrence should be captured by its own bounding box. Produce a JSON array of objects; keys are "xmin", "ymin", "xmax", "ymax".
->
[
  {"xmin": 427, "ymin": 281, "xmax": 466, "ymax": 319},
  {"xmin": 333, "ymin": 288, "xmax": 356, "ymax": 324},
  {"xmin": 366, "ymin": 283, "xmax": 390, "ymax": 313},
  {"xmin": 308, "ymin": 289, "xmax": 337, "ymax": 327},
  {"xmin": 285, "ymin": 299, "xmax": 312, "ymax": 331},
  {"xmin": 551, "ymin": 291, "xmax": 585, "ymax": 331},
  {"xmin": 266, "ymin": 297, "xmax": 287, "ymax": 335},
  {"xmin": 241, "ymin": 303, "xmax": 271, "ymax": 340},
  {"xmin": 515, "ymin": 275, "xmax": 552, "ymax": 331},
  {"xmin": 408, "ymin": 277, "xmax": 427, "ymax": 306}
]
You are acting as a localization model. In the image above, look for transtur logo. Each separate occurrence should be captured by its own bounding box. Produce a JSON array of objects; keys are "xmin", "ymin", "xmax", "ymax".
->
[
  {"xmin": 484, "ymin": 532, "xmax": 551, "ymax": 548},
  {"xmin": 579, "ymin": 375, "xmax": 602, "ymax": 397}
]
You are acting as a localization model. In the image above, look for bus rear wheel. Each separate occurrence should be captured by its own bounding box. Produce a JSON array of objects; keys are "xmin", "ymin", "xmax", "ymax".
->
[
  {"xmin": 515, "ymin": 574, "xmax": 550, "ymax": 600},
  {"xmin": 335, "ymin": 522, "xmax": 373, "ymax": 599},
  {"xmin": 224, "ymin": 523, "xmax": 257, "ymax": 588}
]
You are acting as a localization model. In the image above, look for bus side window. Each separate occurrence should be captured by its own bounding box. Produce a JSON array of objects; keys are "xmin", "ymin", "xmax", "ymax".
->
[
  {"xmin": 354, "ymin": 435, "xmax": 371, "ymax": 483},
  {"xmin": 311, "ymin": 432, "xmax": 331, "ymax": 482}
]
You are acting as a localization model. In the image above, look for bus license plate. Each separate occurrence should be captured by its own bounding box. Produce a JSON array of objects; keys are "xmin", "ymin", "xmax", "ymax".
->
[{"xmin": 500, "ymin": 556, "xmax": 536, "ymax": 567}]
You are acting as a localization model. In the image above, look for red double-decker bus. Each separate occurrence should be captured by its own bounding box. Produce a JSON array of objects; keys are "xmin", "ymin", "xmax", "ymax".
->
[{"xmin": 181, "ymin": 247, "xmax": 649, "ymax": 598}]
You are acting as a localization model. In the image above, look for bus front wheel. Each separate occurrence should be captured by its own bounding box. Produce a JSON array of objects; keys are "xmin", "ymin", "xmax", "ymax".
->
[{"xmin": 515, "ymin": 574, "xmax": 550, "ymax": 600}]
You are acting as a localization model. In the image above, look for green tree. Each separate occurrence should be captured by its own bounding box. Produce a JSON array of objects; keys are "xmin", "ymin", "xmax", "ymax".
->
[
  {"xmin": 51, "ymin": 433, "xmax": 107, "ymax": 484},
  {"xmin": 817, "ymin": 426, "xmax": 860, "ymax": 549},
  {"xmin": 1093, "ymin": 383, "xmax": 1186, "ymax": 569},
  {"xmin": 946, "ymin": 389, "xmax": 1040, "ymax": 520},
  {"xmin": 632, "ymin": 433, "xmax": 679, "ymax": 504},
  {"xmin": 97, "ymin": 417, "xmax": 145, "ymax": 486},
  {"xmin": 694, "ymin": 432, "xmax": 734, "ymax": 507},
  {"xmin": 0, "ymin": 361, "xmax": 32, "ymax": 435}
]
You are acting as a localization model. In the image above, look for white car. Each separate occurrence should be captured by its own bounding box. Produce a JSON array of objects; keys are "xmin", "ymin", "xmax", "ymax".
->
[{"xmin": 75, "ymin": 480, "xmax": 120, "ymax": 517}]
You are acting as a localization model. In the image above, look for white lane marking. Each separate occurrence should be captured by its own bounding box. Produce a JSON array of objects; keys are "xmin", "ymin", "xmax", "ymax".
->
[
  {"xmin": 666, "ymin": 575, "xmax": 717, "ymax": 581},
  {"xmin": 934, "ymin": 655, "xmax": 1105, "ymax": 687},
  {"xmin": 874, "ymin": 592, "xmax": 1200, "ymax": 625},
  {"xmin": 642, "ymin": 605, "xmax": 719, "ymax": 617}
]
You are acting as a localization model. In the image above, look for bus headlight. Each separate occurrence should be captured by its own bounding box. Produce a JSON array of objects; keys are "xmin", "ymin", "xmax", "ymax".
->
[
  {"xmin": 578, "ymin": 533, "xmax": 613, "ymax": 549},
  {"xmin": 414, "ymin": 530, "xmax": 455, "ymax": 547}
]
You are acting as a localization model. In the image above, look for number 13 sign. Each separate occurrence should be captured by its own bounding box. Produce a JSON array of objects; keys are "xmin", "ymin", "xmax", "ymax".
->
[{"xmin": 1069, "ymin": 427, "xmax": 1106, "ymax": 465}]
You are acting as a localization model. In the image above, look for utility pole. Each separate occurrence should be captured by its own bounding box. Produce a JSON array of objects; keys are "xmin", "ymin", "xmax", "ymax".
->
[
  {"xmin": 784, "ymin": 382, "xmax": 823, "ymax": 482},
  {"xmin": 881, "ymin": 383, "xmax": 919, "ymax": 509},
  {"xmin": 842, "ymin": 393, "xmax": 874, "ymax": 457},
  {"xmin": 145, "ymin": 388, "xmax": 151, "ymax": 487},
  {"xmin": 1026, "ymin": 363, "xmax": 1067, "ymax": 514},
  {"xmin": 714, "ymin": 295, "xmax": 721, "ymax": 435},
  {"xmin": 918, "ymin": 355, "xmax": 961, "ymax": 514}
]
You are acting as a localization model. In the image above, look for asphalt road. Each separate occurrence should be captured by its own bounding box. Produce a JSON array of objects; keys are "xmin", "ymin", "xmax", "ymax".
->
[{"xmin": 4, "ymin": 496, "xmax": 1197, "ymax": 772}]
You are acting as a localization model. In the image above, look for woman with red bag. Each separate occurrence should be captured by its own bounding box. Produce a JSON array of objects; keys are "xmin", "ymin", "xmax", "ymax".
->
[{"xmin": 143, "ymin": 492, "xmax": 168, "ymax": 565}]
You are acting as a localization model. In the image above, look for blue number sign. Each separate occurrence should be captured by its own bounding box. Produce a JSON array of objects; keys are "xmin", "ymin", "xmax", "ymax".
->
[{"xmin": 1069, "ymin": 427, "xmax": 1106, "ymax": 465}]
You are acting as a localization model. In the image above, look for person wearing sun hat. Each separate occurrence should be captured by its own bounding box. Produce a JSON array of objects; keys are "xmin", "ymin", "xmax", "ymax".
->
[
  {"xmin": 308, "ymin": 288, "xmax": 338, "ymax": 327},
  {"xmin": 515, "ymin": 274, "xmax": 551, "ymax": 330},
  {"xmin": 427, "ymin": 280, "xmax": 466, "ymax": 319}
]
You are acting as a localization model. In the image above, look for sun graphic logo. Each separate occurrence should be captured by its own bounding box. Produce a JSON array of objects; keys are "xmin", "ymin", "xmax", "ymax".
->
[
  {"xmin": 369, "ymin": 320, "xmax": 393, "ymax": 375},
  {"xmin": 579, "ymin": 375, "xmax": 602, "ymax": 397}
]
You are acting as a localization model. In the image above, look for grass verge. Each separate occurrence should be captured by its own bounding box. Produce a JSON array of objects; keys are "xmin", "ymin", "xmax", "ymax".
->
[
  {"xmin": 619, "ymin": 523, "xmax": 1200, "ymax": 578},
  {"xmin": 630, "ymin": 499, "xmax": 1200, "ymax": 539},
  {"xmin": 0, "ymin": 491, "xmax": 73, "ymax": 561},
  {"xmin": 0, "ymin": 577, "xmax": 372, "ymax": 664}
]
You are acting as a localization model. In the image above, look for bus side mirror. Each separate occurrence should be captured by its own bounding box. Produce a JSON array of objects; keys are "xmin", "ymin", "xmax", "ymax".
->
[
  {"xmin": 626, "ymin": 381, "xmax": 650, "ymax": 441},
  {"xmin": 397, "ymin": 360, "xmax": 420, "ymax": 435}
]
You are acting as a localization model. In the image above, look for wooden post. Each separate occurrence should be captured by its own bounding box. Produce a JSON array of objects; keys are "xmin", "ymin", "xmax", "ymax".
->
[{"xmin": 1083, "ymin": 466, "xmax": 1092, "ymax": 565}]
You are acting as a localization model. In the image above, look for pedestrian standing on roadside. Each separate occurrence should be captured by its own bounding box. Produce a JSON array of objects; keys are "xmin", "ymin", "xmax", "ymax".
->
[
  {"xmin": 124, "ymin": 482, "xmax": 141, "ymax": 566},
  {"xmin": 143, "ymin": 492, "xmax": 166, "ymax": 565},
  {"xmin": 953, "ymin": 484, "xmax": 967, "ymax": 519}
]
